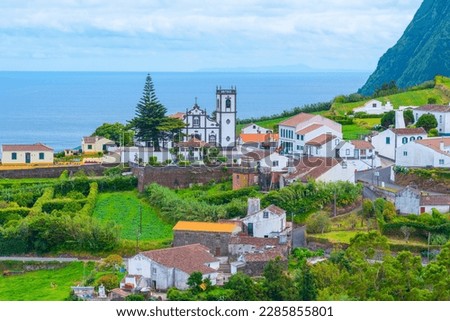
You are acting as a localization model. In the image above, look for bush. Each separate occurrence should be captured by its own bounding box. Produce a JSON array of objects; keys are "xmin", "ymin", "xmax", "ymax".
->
[
  {"xmin": 29, "ymin": 188, "xmax": 54, "ymax": 215},
  {"xmin": 0, "ymin": 208, "xmax": 30, "ymax": 224},
  {"xmin": 306, "ymin": 212, "xmax": 332, "ymax": 234},
  {"xmin": 79, "ymin": 182, "xmax": 98, "ymax": 216}
]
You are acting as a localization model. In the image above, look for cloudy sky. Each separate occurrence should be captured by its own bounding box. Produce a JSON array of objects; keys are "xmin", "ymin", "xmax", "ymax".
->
[{"xmin": 0, "ymin": 0, "xmax": 423, "ymax": 72}]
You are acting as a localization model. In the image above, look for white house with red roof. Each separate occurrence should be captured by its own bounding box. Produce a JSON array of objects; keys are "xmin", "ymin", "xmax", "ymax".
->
[
  {"xmin": 336, "ymin": 140, "xmax": 381, "ymax": 170},
  {"xmin": 396, "ymin": 137, "xmax": 450, "ymax": 168},
  {"xmin": 304, "ymin": 133, "xmax": 340, "ymax": 157},
  {"xmin": 1, "ymin": 143, "xmax": 54, "ymax": 165},
  {"xmin": 278, "ymin": 113, "xmax": 342, "ymax": 156},
  {"xmin": 371, "ymin": 127, "xmax": 427, "ymax": 160},
  {"xmin": 413, "ymin": 104, "xmax": 450, "ymax": 135},
  {"xmin": 127, "ymin": 244, "xmax": 220, "ymax": 291},
  {"xmin": 395, "ymin": 186, "xmax": 450, "ymax": 215},
  {"xmin": 353, "ymin": 99, "xmax": 393, "ymax": 115}
]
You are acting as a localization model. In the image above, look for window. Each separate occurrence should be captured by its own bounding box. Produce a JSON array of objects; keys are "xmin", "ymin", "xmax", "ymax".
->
[
  {"xmin": 263, "ymin": 211, "xmax": 269, "ymax": 218},
  {"xmin": 39, "ymin": 152, "xmax": 44, "ymax": 160},
  {"xmin": 372, "ymin": 103, "xmax": 376, "ymax": 108},
  {"xmin": 209, "ymin": 134, "xmax": 216, "ymax": 145},
  {"xmin": 226, "ymin": 119, "xmax": 231, "ymax": 125},
  {"xmin": 193, "ymin": 116, "xmax": 200, "ymax": 128},
  {"xmin": 11, "ymin": 152, "xmax": 17, "ymax": 160},
  {"xmin": 417, "ymin": 136, "xmax": 423, "ymax": 140},
  {"xmin": 272, "ymin": 161, "xmax": 279, "ymax": 167},
  {"xmin": 88, "ymin": 144, "xmax": 92, "ymax": 150},
  {"xmin": 386, "ymin": 137, "xmax": 390, "ymax": 144},
  {"xmin": 226, "ymin": 136, "xmax": 231, "ymax": 142},
  {"xmin": 440, "ymin": 115, "xmax": 442, "ymax": 123},
  {"xmin": 410, "ymin": 137, "xmax": 415, "ymax": 142},
  {"xmin": 225, "ymin": 98, "xmax": 231, "ymax": 109},
  {"xmin": 152, "ymin": 267, "xmax": 157, "ymax": 274},
  {"xmin": 300, "ymin": 135, "xmax": 304, "ymax": 141},
  {"xmin": 253, "ymin": 125, "xmax": 256, "ymax": 129},
  {"xmin": 297, "ymin": 134, "xmax": 300, "ymax": 140},
  {"xmin": 402, "ymin": 137, "xmax": 408, "ymax": 144},
  {"xmin": 439, "ymin": 159, "xmax": 444, "ymax": 165},
  {"xmin": 403, "ymin": 151, "xmax": 408, "ymax": 156},
  {"xmin": 345, "ymin": 149, "xmax": 350, "ymax": 156}
]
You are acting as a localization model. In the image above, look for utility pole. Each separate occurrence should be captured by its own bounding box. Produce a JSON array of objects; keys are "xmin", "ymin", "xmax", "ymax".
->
[{"xmin": 333, "ymin": 187, "xmax": 337, "ymax": 217}]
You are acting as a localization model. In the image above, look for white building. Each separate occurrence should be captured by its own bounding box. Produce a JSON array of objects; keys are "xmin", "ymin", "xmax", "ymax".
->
[
  {"xmin": 1, "ymin": 143, "xmax": 54, "ymax": 165},
  {"xmin": 81, "ymin": 136, "xmax": 115, "ymax": 154},
  {"xmin": 413, "ymin": 104, "xmax": 450, "ymax": 135},
  {"xmin": 336, "ymin": 140, "xmax": 381, "ymax": 170},
  {"xmin": 281, "ymin": 157, "xmax": 357, "ymax": 185},
  {"xmin": 240, "ymin": 198, "xmax": 287, "ymax": 238},
  {"xmin": 396, "ymin": 137, "xmax": 450, "ymax": 168},
  {"xmin": 278, "ymin": 113, "xmax": 342, "ymax": 156},
  {"xmin": 181, "ymin": 88, "xmax": 236, "ymax": 148},
  {"xmin": 353, "ymin": 99, "xmax": 394, "ymax": 115},
  {"xmin": 395, "ymin": 186, "xmax": 450, "ymax": 215},
  {"xmin": 117, "ymin": 146, "xmax": 172, "ymax": 165},
  {"xmin": 304, "ymin": 133, "xmax": 341, "ymax": 158},
  {"xmin": 259, "ymin": 152, "xmax": 289, "ymax": 172},
  {"xmin": 241, "ymin": 123, "xmax": 271, "ymax": 134},
  {"xmin": 371, "ymin": 128, "xmax": 427, "ymax": 160},
  {"xmin": 127, "ymin": 244, "xmax": 220, "ymax": 291}
]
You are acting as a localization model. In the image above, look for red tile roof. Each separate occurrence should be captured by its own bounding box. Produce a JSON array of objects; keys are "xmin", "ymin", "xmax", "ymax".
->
[
  {"xmin": 279, "ymin": 113, "xmax": 316, "ymax": 127},
  {"xmin": 229, "ymin": 235, "xmax": 280, "ymax": 246},
  {"xmin": 266, "ymin": 204, "xmax": 286, "ymax": 216},
  {"xmin": 177, "ymin": 138, "xmax": 210, "ymax": 148},
  {"xmin": 2, "ymin": 143, "xmax": 53, "ymax": 152},
  {"xmin": 415, "ymin": 137, "xmax": 450, "ymax": 155},
  {"xmin": 416, "ymin": 105, "xmax": 450, "ymax": 113},
  {"xmin": 296, "ymin": 123, "xmax": 324, "ymax": 135},
  {"xmin": 244, "ymin": 249, "xmax": 287, "ymax": 262},
  {"xmin": 284, "ymin": 157, "xmax": 340, "ymax": 182},
  {"xmin": 169, "ymin": 112, "xmax": 186, "ymax": 120},
  {"xmin": 391, "ymin": 128, "xmax": 427, "ymax": 135},
  {"xmin": 141, "ymin": 244, "xmax": 219, "ymax": 275},
  {"xmin": 305, "ymin": 133, "xmax": 336, "ymax": 146},
  {"xmin": 351, "ymin": 140, "xmax": 374, "ymax": 150}
]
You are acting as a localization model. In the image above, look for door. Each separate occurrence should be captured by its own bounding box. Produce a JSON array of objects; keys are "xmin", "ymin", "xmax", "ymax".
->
[
  {"xmin": 215, "ymin": 247, "xmax": 221, "ymax": 256},
  {"xmin": 248, "ymin": 223, "xmax": 254, "ymax": 237},
  {"xmin": 25, "ymin": 153, "xmax": 31, "ymax": 164}
]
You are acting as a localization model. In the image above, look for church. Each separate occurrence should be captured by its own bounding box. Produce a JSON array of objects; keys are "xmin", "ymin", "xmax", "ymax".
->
[{"xmin": 173, "ymin": 87, "xmax": 237, "ymax": 148}]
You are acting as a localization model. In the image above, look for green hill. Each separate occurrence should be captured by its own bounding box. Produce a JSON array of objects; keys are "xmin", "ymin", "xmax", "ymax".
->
[{"xmin": 359, "ymin": 0, "xmax": 450, "ymax": 95}]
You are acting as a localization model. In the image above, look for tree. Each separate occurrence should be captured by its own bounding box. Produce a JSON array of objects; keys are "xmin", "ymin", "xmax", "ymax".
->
[
  {"xmin": 296, "ymin": 262, "xmax": 317, "ymax": 301},
  {"xmin": 359, "ymin": 199, "xmax": 375, "ymax": 228},
  {"xmin": 428, "ymin": 128, "xmax": 439, "ymax": 137},
  {"xmin": 403, "ymin": 109, "xmax": 415, "ymax": 126},
  {"xmin": 224, "ymin": 272, "xmax": 266, "ymax": 300},
  {"xmin": 380, "ymin": 110, "xmax": 395, "ymax": 128},
  {"xmin": 92, "ymin": 122, "xmax": 133, "ymax": 146},
  {"xmin": 400, "ymin": 226, "xmax": 415, "ymax": 243},
  {"xmin": 263, "ymin": 257, "xmax": 296, "ymax": 300},
  {"xmin": 306, "ymin": 212, "xmax": 331, "ymax": 234},
  {"xmin": 128, "ymin": 74, "xmax": 184, "ymax": 151},
  {"xmin": 415, "ymin": 114, "xmax": 438, "ymax": 132}
]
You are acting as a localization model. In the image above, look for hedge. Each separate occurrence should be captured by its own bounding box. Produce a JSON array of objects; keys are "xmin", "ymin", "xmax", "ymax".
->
[
  {"xmin": 79, "ymin": 182, "xmax": 98, "ymax": 216},
  {"xmin": 41, "ymin": 199, "xmax": 87, "ymax": 214},
  {"xmin": 53, "ymin": 176, "xmax": 137, "ymax": 195},
  {"xmin": 382, "ymin": 221, "xmax": 450, "ymax": 236},
  {"xmin": 0, "ymin": 207, "xmax": 31, "ymax": 224},
  {"xmin": 29, "ymin": 187, "xmax": 54, "ymax": 215}
]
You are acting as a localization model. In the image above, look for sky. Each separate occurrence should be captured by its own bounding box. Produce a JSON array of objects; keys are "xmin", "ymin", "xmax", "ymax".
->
[{"xmin": 0, "ymin": 0, "xmax": 424, "ymax": 72}]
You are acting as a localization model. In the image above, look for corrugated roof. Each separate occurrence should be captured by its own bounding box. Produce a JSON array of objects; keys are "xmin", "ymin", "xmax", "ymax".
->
[
  {"xmin": 279, "ymin": 113, "xmax": 316, "ymax": 127},
  {"xmin": 141, "ymin": 244, "xmax": 219, "ymax": 275},
  {"xmin": 173, "ymin": 221, "xmax": 241, "ymax": 233},
  {"xmin": 2, "ymin": 143, "xmax": 54, "ymax": 152}
]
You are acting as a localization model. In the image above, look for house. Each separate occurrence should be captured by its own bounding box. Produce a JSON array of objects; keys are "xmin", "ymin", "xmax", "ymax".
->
[
  {"xmin": 117, "ymin": 146, "xmax": 172, "ymax": 165},
  {"xmin": 413, "ymin": 104, "xmax": 450, "ymax": 135},
  {"xmin": 1, "ymin": 143, "xmax": 54, "ymax": 165},
  {"xmin": 395, "ymin": 186, "xmax": 450, "ymax": 215},
  {"xmin": 127, "ymin": 244, "xmax": 220, "ymax": 291},
  {"xmin": 241, "ymin": 123, "xmax": 271, "ymax": 134},
  {"xmin": 281, "ymin": 157, "xmax": 357, "ymax": 185},
  {"xmin": 177, "ymin": 138, "xmax": 209, "ymax": 161},
  {"xmin": 371, "ymin": 128, "xmax": 427, "ymax": 160},
  {"xmin": 259, "ymin": 152, "xmax": 289, "ymax": 172},
  {"xmin": 396, "ymin": 137, "xmax": 450, "ymax": 168},
  {"xmin": 304, "ymin": 133, "xmax": 341, "ymax": 158},
  {"xmin": 278, "ymin": 113, "xmax": 342, "ymax": 156},
  {"xmin": 353, "ymin": 99, "xmax": 393, "ymax": 115},
  {"xmin": 240, "ymin": 198, "xmax": 288, "ymax": 239},
  {"xmin": 119, "ymin": 275, "xmax": 147, "ymax": 292},
  {"xmin": 336, "ymin": 140, "xmax": 381, "ymax": 170},
  {"xmin": 173, "ymin": 221, "xmax": 242, "ymax": 256},
  {"xmin": 81, "ymin": 136, "xmax": 115, "ymax": 154},
  {"xmin": 232, "ymin": 167, "xmax": 259, "ymax": 190}
]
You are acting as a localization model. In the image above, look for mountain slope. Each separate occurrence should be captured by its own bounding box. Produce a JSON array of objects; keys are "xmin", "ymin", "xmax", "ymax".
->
[{"xmin": 359, "ymin": 0, "xmax": 450, "ymax": 95}]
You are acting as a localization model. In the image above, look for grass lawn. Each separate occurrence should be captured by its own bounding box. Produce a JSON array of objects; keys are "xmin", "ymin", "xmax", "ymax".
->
[
  {"xmin": 342, "ymin": 124, "xmax": 372, "ymax": 140},
  {"xmin": 0, "ymin": 262, "xmax": 94, "ymax": 301},
  {"xmin": 93, "ymin": 191, "xmax": 173, "ymax": 241}
]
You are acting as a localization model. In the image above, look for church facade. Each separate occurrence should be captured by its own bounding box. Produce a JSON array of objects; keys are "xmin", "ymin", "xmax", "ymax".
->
[{"xmin": 182, "ymin": 87, "xmax": 237, "ymax": 148}]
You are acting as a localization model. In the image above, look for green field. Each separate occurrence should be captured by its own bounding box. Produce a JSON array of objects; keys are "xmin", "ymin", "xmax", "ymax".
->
[
  {"xmin": 0, "ymin": 262, "xmax": 94, "ymax": 301},
  {"xmin": 93, "ymin": 191, "xmax": 173, "ymax": 241}
]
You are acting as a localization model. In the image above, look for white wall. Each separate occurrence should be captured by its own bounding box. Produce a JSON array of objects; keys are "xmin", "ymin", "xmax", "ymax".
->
[
  {"xmin": 318, "ymin": 161, "xmax": 357, "ymax": 183},
  {"xmin": 241, "ymin": 209, "xmax": 286, "ymax": 238}
]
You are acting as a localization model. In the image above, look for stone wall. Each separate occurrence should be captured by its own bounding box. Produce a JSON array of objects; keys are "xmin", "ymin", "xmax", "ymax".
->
[
  {"xmin": 0, "ymin": 164, "xmax": 108, "ymax": 179},
  {"xmin": 133, "ymin": 165, "xmax": 232, "ymax": 191},
  {"xmin": 173, "ymin": 231, "xmax": 232, "ymax": 256}
]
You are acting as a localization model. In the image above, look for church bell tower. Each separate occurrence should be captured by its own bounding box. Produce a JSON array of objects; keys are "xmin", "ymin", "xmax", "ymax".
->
[{"xmin": 215, "ymin": 87, "xmax": 236, "ymax": 148}]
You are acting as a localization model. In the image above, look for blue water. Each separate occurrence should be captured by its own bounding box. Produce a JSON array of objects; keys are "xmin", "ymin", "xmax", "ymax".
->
[{"xmin": 0, "ymin": 71, "xmax": 369, "ymax": 153}]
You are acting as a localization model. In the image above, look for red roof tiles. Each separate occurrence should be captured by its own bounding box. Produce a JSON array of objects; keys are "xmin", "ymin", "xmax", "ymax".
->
[
  {"xmin": 391, "ymin": 128, "xmax": 427, "ymax": 135},
  {"xmin": 305, "ymin": 133, "xmax": 336, "ymax": 146},
  {"xmin": 279, "ymin": 113, "xmax": 316, "ymax": 127},
  {"xmin": 2, "ymin": 143, "xmax": 53, "ymax": 152},
  {"xmin": 416, "ymin": 105, "xmax": 450, "ymax": 113},
  {"xmin": 351, "ymin": 140, "xmax": 374, "ymax": 150}
]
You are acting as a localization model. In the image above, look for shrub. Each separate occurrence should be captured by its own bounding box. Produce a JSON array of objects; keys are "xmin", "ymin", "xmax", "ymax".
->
[
  {"xmin": 79, "ymin": 182, "xmax": 98, "ymax": 216},
  {"xmin": 29, "ymin": 188, "xmax": 54, "ymax": 215},
  {"xmin": 306, "ymin": 212, "xmax": 332, "ymax": 234},
  {"xmin": 0, "ymin": 208, "xmax": 31, "ymax": 224},
  {"xmin": 95, "ymin": 274, "xmax": 119, "ymax": 291}
]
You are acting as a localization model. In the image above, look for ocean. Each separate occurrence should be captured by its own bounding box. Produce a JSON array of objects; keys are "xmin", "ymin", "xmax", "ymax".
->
[{"xmin": 0, "ymin": 71, "xmax": 369, "ymax": 154}]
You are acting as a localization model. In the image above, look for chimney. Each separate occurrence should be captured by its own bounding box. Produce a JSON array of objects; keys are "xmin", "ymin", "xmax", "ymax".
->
[
  {"xmin": 247, "ymin": 198, "xmax": 261, "ymax": 215},
  {"xmin": 440, "ymin": 141, "xmax": 444, "ymax": 151}
]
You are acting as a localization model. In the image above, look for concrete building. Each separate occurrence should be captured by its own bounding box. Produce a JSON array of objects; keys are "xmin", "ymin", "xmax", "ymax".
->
[
  {"xmin": 81, "ymin": 136, "xmax": 115, "ymax": 154},
  {"xmin": 1, "ymin": 143, "xmax": 54, "ymax": 165},
  {"xmin": 413, "ymin": 104, "xmax": 450, "ymax": 135},
  {"xmin": 395, "ymin": 186, "xmax": 450, "ymax": 215},
  {"xmin": 353, "ymin": 99, "xmax": 394, "ymax": 115},
  {"xmin": 336, "ymin": 140, "xmax": 380, "ymax": 170},
  {"xmin": 127, "ymin": 244, "xmax": 220, "ymax": 291},
  {"xmin": 278, "ymin": 113, "xmax": 342, "ymax": 156},
  {"xmin": 304, "ymin": 133, "xmax": 341, "ymax": 158},
  {"xmin": 371, "ymin": 128, "xmax": 427, "ymax": 160},
  {"xmin": 241, "ymin": 123, "xmax": 271, "ymax": 134},
  {"xmin": 396, "ymin": 137, "xmax": 450, "ymax": 168},
  {"xmin": 173, "ymin": 221, "xmax": 242, "ymax": 256}
]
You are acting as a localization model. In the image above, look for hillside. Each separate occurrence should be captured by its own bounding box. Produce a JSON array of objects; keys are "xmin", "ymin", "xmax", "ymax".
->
[{"xmin": 359, "ymin": 0, "xmax": 450, "ymax": 95}]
